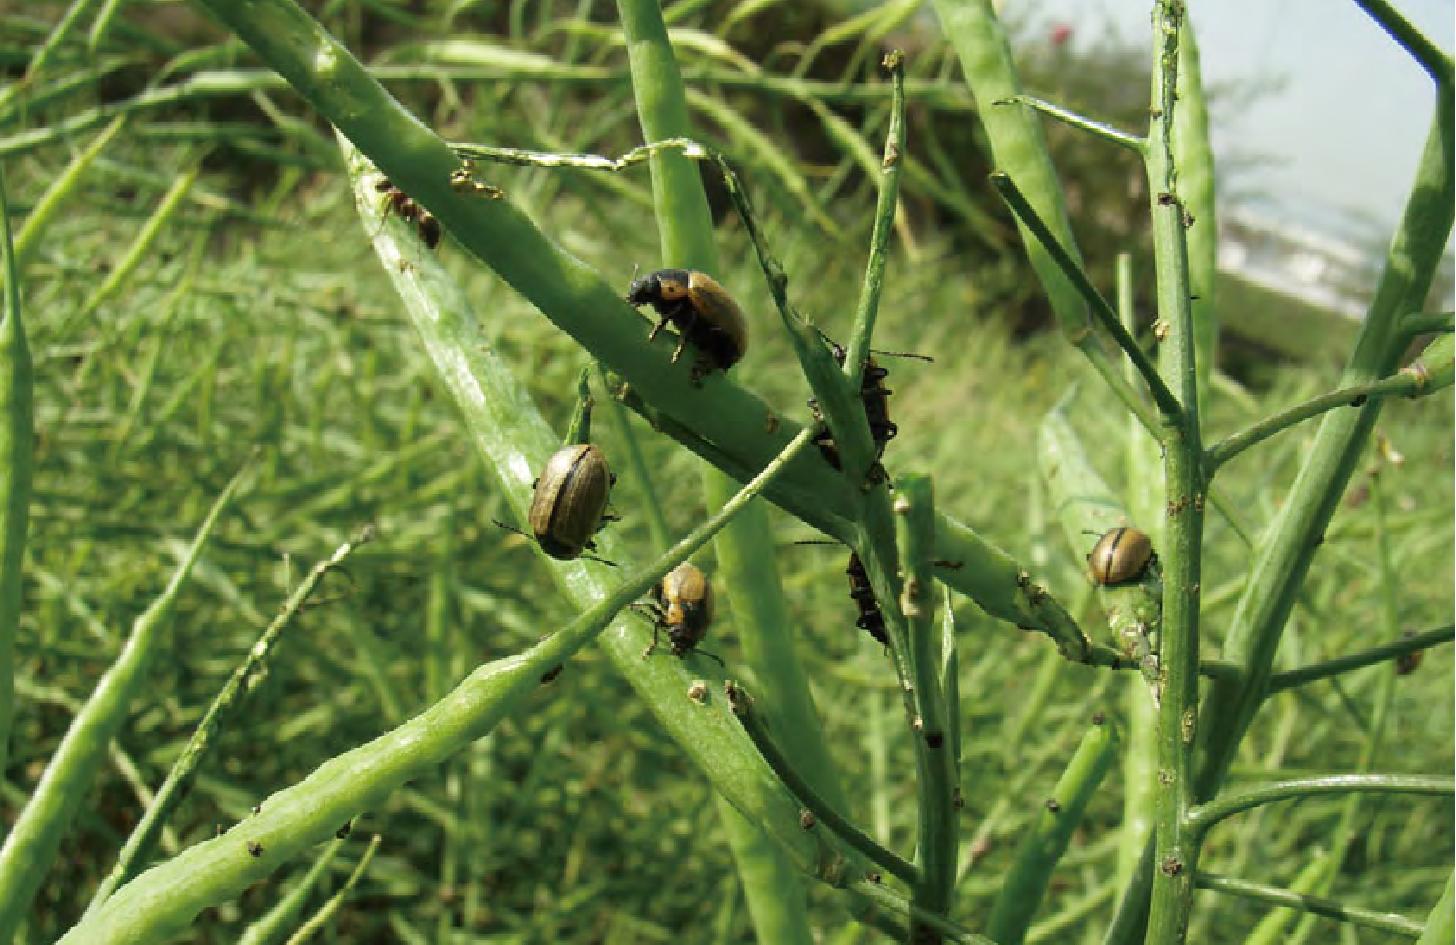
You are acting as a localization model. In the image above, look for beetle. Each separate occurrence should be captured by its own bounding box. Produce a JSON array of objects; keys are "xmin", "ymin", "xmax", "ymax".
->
[
  {"xmin": 524, "ymin": 444, "xmax": 614, "ymax": 560},
  {"xmin": 626, "ymin": 269, "xmax": 748, "ymax": 375},
  {"xmin": 1088, "ymin": 526, "xmax": 1155, "ymax": 585},
  {"xmin": 845, "ymin": 551, "xmax": 889, "ymax": 646},
  {"xmin": 375, "ymin": 178, "xmax": 442, "ymax": 249},
  {"xmin": 644, "ymin": 563, "xmax": 722, "ymax": 663}
]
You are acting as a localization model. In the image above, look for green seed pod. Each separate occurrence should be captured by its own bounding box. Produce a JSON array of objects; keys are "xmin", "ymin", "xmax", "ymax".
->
[
  {"xmin": 527, "ymin": 444, "xmax": 612, "ymax": 560},
  {"xmin": 1088, "ymin": 526, "xmax": 1154, "ymax": 585},
  {"xmin": 627, "ymin": 268, "xmax": 748, "ymax": 372},
  {"xmin": 653, "ymin": 562, "xmax": 714, "ymax": 656}
]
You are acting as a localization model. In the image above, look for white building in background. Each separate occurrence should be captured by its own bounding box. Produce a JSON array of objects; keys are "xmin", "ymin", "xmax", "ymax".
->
[{"xmin": 1218, "ymin": 206, "xmax": 1456, "ymax": 322}]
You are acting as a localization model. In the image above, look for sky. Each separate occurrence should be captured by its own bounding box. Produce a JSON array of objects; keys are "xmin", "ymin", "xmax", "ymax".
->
[{"xmin": 1013, "ymin": 0, "xmax": 1453, "ymax": 246}]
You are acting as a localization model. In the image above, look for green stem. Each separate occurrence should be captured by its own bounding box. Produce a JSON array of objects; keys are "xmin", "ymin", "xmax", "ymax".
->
[
  {"xmin": 997, "ymin": 95, "xmax": 1145, "ymax": 153},
  {"xmin": 727, "ymin": 682, "xmax": 918, "ymax": 887},
  {"xmin": 0, "ymin": 464, "xmax": 247, "ymax": 943},
  {"xmin": 1351, "ymin": 0, "xmax": 1455, "ymax": 84},
  {"xmin": 1194, "ymin": 873, "xmax": 1424, "ymax": 938},
  {"xmin": 1185, "ymin": 774, "xmax": 1452, "ymax": 836},
  {"xmin": 842, "ymin": 51, "xmax": 907, "ymax": 380},
  {"xmin": 282, "ymin": 835, "xmax": 382, "ymax": 945},
  {"xmin": 81, "ymin": 528, "xmax": 373, "ymax": 918},
  {"xmin": 1416, "ymin": 872, "xmax": 1454, "ymax": 945},
  {"xmin": 1170, "ymin": 17, "xmax": 1218, "ymax": 414},
  {"xmin": 990, "ymin": 172, "xmax": 1179, "ymax": 427},
  {"xmin": 236, "ymin": 839, "xmax": 346, "ymax": 945},
  {"xmin": 929, "ymin": 0, "xmax": 1088, "ymax": 334},
  {"xmin": 986, "ymin": 717, "xmax": 1118, "ymax": 945},
  {"xmin": 1206, "ymin": 334, "xmax": 1453, "ymax": 472},
  {"xmin": 1144, "ymin": 5, "xmax": 1206, "ymax": 940},
  {"xmin": 0, "ymin": 155, "xmax": 32, "ymax": 785},
  {"xmin": 1266, "ymin": 625, "xmax": 1453, "ymax": 694},
  {"xmin": 895, "ymin": 477, "xmax": 957, "ymax": 938}
]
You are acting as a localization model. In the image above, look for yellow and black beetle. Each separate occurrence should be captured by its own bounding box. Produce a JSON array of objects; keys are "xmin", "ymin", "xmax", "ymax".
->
[
  {"xmin": 645, "ymin": 563, "xmax": 719, "ymax": 661},
  {"xmin": 627, "ymin": 269, "xmax": 748, "ymax": 375}
]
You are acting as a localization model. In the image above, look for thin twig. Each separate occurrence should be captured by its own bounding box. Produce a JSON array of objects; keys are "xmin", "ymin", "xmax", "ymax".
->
[{"xmin": 726, "ymin": 682, "xmax": 920, "ymax": 887}]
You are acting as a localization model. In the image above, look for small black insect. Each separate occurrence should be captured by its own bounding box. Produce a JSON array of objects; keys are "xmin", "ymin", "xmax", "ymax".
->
[
  {"xmin": 375, "ymin": 178, "xmax": 442, "ymax": 249},
  {"xmin": 845, "ymin": 551, "xmax": 889, "ymax": 646},
  {"xmin": 808, "ymin": 335, "xmax": 929, "ymax": 482}
]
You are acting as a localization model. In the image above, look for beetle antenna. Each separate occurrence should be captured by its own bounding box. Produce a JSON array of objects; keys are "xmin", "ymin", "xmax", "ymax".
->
[
  {"xmin": 580, "ymin": 551, "xmax": 619, "ymax": 567},
  {"xmin": 493, "ymin": 519, "xmax": 531, "ymax": 540},
  {"xmin": 792, "ymin": 538, "xmax": 842, "ymax": 547},
  {"xmin": 869, "ymin": 347, "xmax": 934, "ymax": 363},
  {"xmin": 692, "ymin": 648, "xmax": 727, "ymax": 668}
]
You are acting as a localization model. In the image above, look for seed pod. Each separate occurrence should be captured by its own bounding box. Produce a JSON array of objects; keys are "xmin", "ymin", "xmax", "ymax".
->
[
  {"xmin": 1088, "ymin": 527, "xmax": 1154, "ymax": 585},
  {"xmin": 527, "ymin": 444, "xmax": 613, "ymax": 560},
  {"xmin": 627, "ymin": 269, "xmax": 748, "ymax": 373},
  {"xmin": 652, "ymin": 563, "xmax": 714, "ymax": 657}
]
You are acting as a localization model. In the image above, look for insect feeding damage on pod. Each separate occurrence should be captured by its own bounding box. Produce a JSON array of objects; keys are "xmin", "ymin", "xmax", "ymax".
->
[
  {"xmin": 646, "ymin": 563, "xmax": 717, "ymax": 661},
  {"xmin": 527, "ymin": 444, "xmax": 614, "ymax": 560},
  {"xmin": 375, "ymin": 178, "xmax": 442, "ymax": 249},
  {"xmin": 1088, "ymin": 526, "xmax": 1155, "ymax": 586},
  {"xmin": 626, "ymin": 269, "xmax": 748, "ymax": 377}
]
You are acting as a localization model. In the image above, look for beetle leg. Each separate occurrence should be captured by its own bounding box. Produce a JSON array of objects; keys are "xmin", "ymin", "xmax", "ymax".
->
[
  {"xmin": 671, "ymin": 333, "xmax": 690, "ymax": 364},
  {"xmin": 647, "ymin": 317, "xmax": 668, "ymax": 343}
]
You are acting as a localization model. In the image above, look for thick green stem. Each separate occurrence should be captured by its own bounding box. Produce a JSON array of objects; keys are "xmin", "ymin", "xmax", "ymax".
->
[
  {"xmin": 987, "ymin": 717, "xmax": 1118, "ymax": 945},
  {"xmin": 1144, "ymin": 5, "xmax": 1205, "ymax": 941},
  {"xmin": 895, "ymin": 477, "xmax": 957, "ymax": 941}
]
